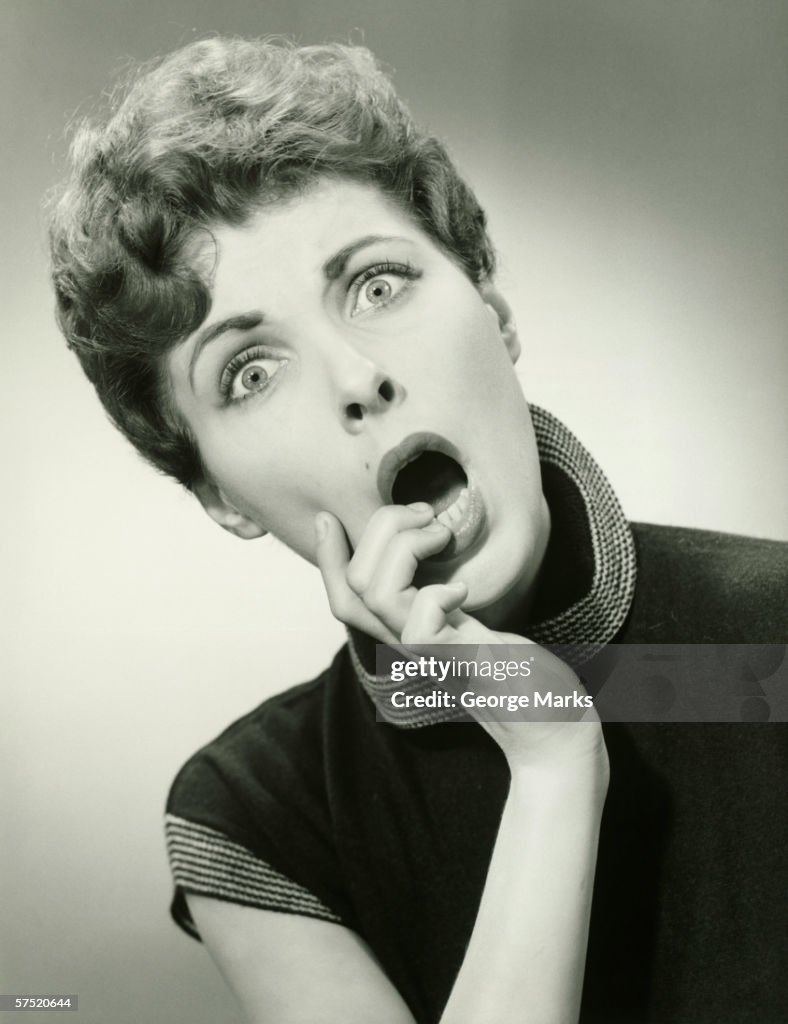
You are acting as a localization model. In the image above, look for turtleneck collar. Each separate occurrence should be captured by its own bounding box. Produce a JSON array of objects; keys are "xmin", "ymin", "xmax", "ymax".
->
[{"xmin": 348, "ymin": 406, "xmax": 637, "ymax": 727}]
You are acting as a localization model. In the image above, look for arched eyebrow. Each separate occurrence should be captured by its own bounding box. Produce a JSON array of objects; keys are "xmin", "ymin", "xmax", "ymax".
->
[
  {"xmin": 321, "ymin": 235, "xmax": 402, "ymax": 282},
  {"xmin": 188, "ymin": 313, "xmax": 263, "ymax": 388},
  {"xmin": 188, "ymin": 235, "xmax": 407, "ymax": 388}
]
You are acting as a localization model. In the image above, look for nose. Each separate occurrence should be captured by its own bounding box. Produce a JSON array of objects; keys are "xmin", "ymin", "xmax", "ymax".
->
[
  {"xmin": 343, "ymin": 374, "xmax": 400, "ymax": 427},
  {"xmin": 327, "ymin": 342, "xmax": 404, "ymax": 433}
]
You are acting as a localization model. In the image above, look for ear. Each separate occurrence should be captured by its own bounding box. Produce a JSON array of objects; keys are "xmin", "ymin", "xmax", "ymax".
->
[
  {"xmin": 193, "ymin": 480, "xmax": 267, "ymax": 540},
  {"xmin": 479, "ymin": 282, "xmax": 521, "ymax": 363}
]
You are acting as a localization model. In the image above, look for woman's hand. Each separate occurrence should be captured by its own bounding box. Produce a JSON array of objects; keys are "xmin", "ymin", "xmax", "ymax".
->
[
  {"xmin": 315, "ymin": 502, "xmax": 457, "ymax": 644},
  {"xmin": 315, "ymin": 506, "xmax": 606, "ymax": 776}
]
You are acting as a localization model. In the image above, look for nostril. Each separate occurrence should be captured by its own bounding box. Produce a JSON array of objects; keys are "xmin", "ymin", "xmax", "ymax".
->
[
  {"xmin": 378, "ymin": 379, "xmax": 395, "ymax": 403},
  {"xmin": 346, "ymin": 402, "xmax": 364, "ymax": 420}
]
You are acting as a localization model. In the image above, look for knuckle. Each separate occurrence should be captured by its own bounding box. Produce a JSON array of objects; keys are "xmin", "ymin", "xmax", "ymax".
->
[
  {"xmin": 394, "ymin": 529, "xmax": 431, "ymax": 561},
  {"xmin": 369, "ymin": 504, "xmax": 406, "ymax": 530},
  {"xmin": 411, "ymin": 585, "xmax": 443, "ymax": 616},
  {"xmin": 402, "ymin": 593, "xmax": 443, "ymax": 646},
  {"xmin": 344, "ymin": 563, "xmax": 368, "ymax": 597},
  {"xmin": 363, "ymin": 581, "xmax": 390, "ymax": 616},
  {"xmin": 327, "ymin": 590, "xmax": 353, "ymax": 622},
  {"xmin": 387, "ymin": 531, "xmax": 411, "ymax": 556},
  {"xmin": 401, "ymin": 621, "xmax": 431, "ymax": 646}
]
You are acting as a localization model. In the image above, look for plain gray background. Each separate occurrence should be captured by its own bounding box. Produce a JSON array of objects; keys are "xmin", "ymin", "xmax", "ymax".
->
[{"xmin": 2, "ymin": 1, "xmax": 786, "ymax": 1022}]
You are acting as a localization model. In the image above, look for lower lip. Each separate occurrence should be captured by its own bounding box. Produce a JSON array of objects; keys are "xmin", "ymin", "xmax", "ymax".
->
[{"xmin": 428, "ymin": 481, "xmax": 487, "ymax": 562}]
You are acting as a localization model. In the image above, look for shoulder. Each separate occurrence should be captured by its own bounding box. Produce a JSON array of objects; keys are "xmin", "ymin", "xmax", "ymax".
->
[
  {"xmin": 167, "ymin": 672, "xmax": 328, "ymax": 824},
  {"xmin": 165, "ymin": 646, "xmax": 362, "ymax": 936},
  {"xmin": 626, "ymin": 522, "xmax": 788, "ymax": 642},
  {"xmin": 167, "ymin": 639, "xmax": 374, "ymax": 831}
]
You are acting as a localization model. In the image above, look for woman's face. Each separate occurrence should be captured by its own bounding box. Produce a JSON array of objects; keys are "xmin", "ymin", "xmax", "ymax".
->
[{"xmin": 167, "ymin": 178, "xmax": 549, "ymax": 612}]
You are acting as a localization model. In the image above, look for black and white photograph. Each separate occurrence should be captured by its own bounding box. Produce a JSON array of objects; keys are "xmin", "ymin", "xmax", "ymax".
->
[{"xmin": 3, "ymin": 2, "xmax": 787, "ymax": 1022}]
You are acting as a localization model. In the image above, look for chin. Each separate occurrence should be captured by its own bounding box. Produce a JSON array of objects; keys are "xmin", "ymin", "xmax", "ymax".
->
[
  {"xmin": 469, "ymin": 560, "xmax": 534, "ymax": 616},
  {"xmin": 465, "ymin": 498, "xmax": 550, "ymax": 623},
  {"xmin": 424, "ymin": 526, "xmax": 541, "ymax": 626}
]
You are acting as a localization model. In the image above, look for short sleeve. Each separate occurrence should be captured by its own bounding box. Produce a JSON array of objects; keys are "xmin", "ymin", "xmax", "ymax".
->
[
  {"xmin": 164, "ymin": 674, "xmax": 352, "ymax": 941},
  {"xmin": 164, "ymin": 814, "xmax": 342, "ymax": 939}
]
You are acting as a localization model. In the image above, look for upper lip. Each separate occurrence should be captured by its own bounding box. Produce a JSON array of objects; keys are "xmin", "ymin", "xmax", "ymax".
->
[{"xmin": 376, "ymin": 432, "xmax": 464, "ymax": 504}]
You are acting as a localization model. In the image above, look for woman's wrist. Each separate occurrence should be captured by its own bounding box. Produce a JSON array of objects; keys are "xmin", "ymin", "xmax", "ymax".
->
[{"xmin": 507, "ymin": 740, "xmax": 610, "ymax": 811}]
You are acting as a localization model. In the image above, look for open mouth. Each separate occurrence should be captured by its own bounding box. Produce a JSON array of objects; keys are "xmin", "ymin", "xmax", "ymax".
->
[
  {"xmin": 391, "ymin": 450, "xmax": 468, "ymax": 517},
  {"xmin": 377, "ymin": 433, "xmax": 486, "ymax": 557}
]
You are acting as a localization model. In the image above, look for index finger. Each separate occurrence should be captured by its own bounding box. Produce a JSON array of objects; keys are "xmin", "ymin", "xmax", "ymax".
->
[{"xmin": 314, "ymin": 512, "xmax": 400, "ymax": 645}]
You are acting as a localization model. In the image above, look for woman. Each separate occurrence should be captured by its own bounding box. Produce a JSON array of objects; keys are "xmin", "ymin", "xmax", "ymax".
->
[{"xmin": 49, "ymin": 37, "xmax": 786, "ymax": 1024}]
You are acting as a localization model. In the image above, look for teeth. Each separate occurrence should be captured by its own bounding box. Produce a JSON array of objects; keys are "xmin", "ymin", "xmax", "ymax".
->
[{"xmin": 436, "ymin": 487, "xmax": 468, "ymax": 529}]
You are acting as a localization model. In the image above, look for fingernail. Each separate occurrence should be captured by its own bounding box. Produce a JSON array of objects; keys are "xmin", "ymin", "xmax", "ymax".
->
[
  {"xmin": 314, "ymin": 513, "xmax": 328, "ymax": 540},
  {"xmin": 407, "ymin": 502, "xmax": 433, "ymax": 513}
]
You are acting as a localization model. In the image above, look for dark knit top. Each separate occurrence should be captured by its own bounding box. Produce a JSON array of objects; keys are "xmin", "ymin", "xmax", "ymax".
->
[{"xmin": 165, "ymin": 409, "xmax": 787, "ymax": 1024}]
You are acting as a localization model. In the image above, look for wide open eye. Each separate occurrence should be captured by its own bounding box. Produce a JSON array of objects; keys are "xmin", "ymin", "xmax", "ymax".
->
[
  {"xmin": 349, "ymin": 262, "xmax": 419, "ymax": 317},
  {"xmin": 362, "ymin": 277, "xmax": 392, "ymax": 306},
  {"xmin": 220, "ymin": 349, "xmax": 285, "ymax": 403}
]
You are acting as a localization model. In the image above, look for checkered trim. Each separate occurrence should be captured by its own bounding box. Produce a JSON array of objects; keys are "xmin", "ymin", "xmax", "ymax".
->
[
  {"xmin": 350, "ymin": 406, "xmax": 637, "ymax": 727},
  {"xmin": 165, "ymin": 814, "xmax": 342, "ymax": 937},
  {"xmin": 526, "ymin": 406, "xmax": 636, "ymax": 652}
]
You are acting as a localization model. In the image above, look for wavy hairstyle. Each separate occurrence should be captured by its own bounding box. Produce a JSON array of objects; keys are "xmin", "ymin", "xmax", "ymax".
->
[{"xmin": 49, "ymin": 37, "xmax": 496, "ymax": 488}]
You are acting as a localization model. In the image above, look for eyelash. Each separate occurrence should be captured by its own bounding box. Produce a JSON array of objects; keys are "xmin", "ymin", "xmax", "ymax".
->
[
  {"xmin": 349, "ymin": 260, "xmax": 420, "ymax": 312},
  {"xmin": 219, "ymin": 346, "xmax": 276, "ymax": 403}
]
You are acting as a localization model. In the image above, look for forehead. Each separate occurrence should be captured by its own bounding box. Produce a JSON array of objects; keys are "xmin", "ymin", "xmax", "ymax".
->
[{"xmin": 201, "ymin": 178, "xmax": 425, "ymax": 305}]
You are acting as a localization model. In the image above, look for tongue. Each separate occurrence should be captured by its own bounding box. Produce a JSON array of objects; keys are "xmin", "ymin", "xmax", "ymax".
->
[{"xmin": 391, "ymin": 451, "xmax": 466, "ymax": 514}]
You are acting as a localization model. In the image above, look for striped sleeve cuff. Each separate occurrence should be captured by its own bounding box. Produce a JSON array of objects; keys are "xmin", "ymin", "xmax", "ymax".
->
[{"xmin": 165, "ymin": 813, "xmax": 343, "ymax": 935}]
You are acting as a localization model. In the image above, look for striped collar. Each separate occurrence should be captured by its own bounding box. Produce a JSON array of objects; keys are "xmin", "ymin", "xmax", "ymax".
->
[{"xmin": 349, "ymin": 406, "xmax": 637, "ymax": 726}]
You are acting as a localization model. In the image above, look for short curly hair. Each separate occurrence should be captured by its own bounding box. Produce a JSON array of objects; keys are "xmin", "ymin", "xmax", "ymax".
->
[{"xmin": 49, "ymin": 37, "xmax": 496, "ymax": 488}]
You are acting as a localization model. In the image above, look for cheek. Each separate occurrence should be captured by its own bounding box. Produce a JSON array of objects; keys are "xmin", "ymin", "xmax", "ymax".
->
[
  {"xmin": 438, "ymin": 306, "xmax": 519, "ymax": 401},
  {"xmin": 199, "ymin": 429, "xmax": 352, "ymax": 548},
  {"xmin": 196, "ymin": 430, "xmax": 283, "ymax": 525}
]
